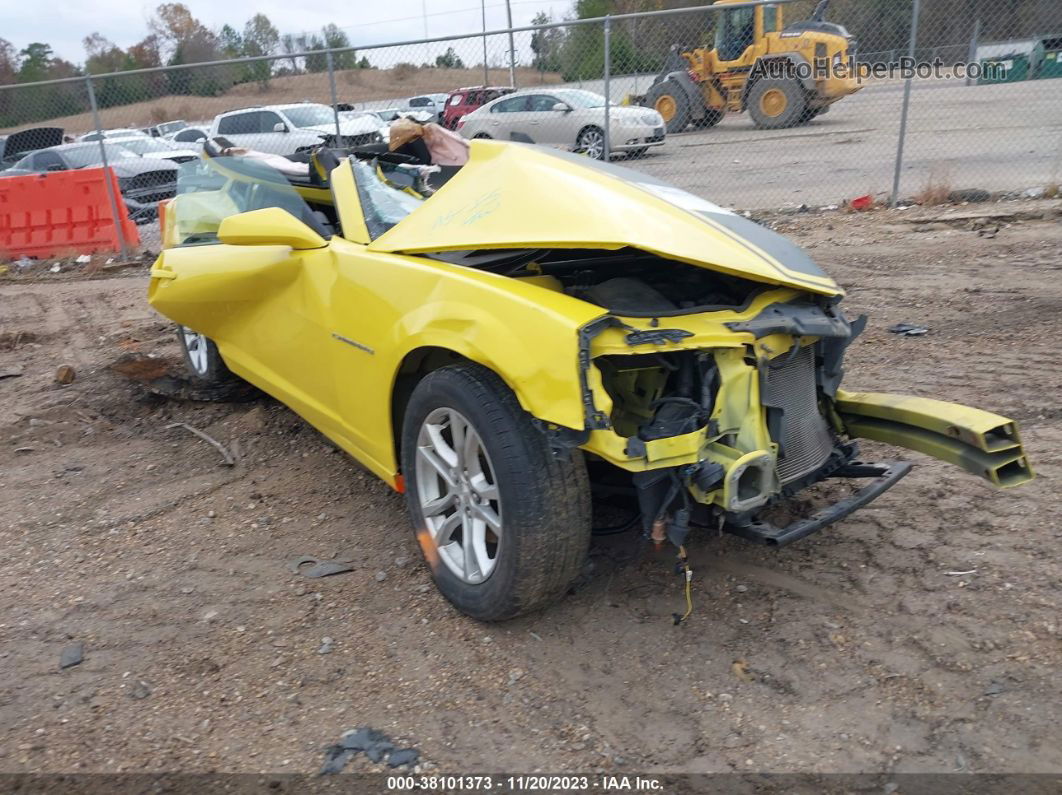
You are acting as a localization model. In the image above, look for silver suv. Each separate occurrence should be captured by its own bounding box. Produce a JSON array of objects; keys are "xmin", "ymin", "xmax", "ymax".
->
[{"xmin": 208, "ymin": 103, "xmax": 384, "ymax": 155}]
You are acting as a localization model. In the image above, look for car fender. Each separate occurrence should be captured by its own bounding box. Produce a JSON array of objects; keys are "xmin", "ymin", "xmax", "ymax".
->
[{"xmin": 389, "ymin": 305, "xmax": 583, "ymax": 428}]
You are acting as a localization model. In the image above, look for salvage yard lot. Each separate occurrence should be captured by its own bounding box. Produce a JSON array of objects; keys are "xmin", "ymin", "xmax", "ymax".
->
[
  {"xmin": 1, "ymin": 203, "xmax": 1060, "ymax": 774},
  {"xmin": 635, "ymin": 77, "xmax": 1062, "ymax": 209}
]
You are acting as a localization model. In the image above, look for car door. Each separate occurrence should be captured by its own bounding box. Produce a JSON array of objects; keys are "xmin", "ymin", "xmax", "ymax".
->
[
  {"xmin": 148, "ymin": 155, "xmax": 343, "ymax": 438},
  {"xmin": 522, "ymin": 94, "xmax": 572, "ymax": 146},
  {"xmin": 32, "ymin": 150, "xmax": 67, "ymax": 172},
  {"xmin": 483, "ymin": 95, "xmax": 529, "ymax": 139},
  {"xmin": 215, "ymin": 111, "xmax": 262, "ymax": 151}
]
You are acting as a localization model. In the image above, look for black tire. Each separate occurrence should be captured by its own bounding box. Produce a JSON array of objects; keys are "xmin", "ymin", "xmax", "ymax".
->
[
  {"xmin": 645, "ymin": 80, "xmax": 691, "ymax": 134},
  {"xmin": 472, "ymin": 132, "xmax": 492, "ymax": 139},
  {"xmin": 175, "ymin": 325, "xmax": 238, "ymax": 386},
  {"xmin": 747, "ymin": 77, "xmax": 808, "ymax": 129},
  {"xmin": 692, "ymin": 108, "xmax": 725, "ymax": 129},
  {"xmin": 401, "ymin": 363, "xmax": 591, "ymax": 621},
  {"xmin": 576, "ymin": 125, "xmax": 607, "ymax": 160}
]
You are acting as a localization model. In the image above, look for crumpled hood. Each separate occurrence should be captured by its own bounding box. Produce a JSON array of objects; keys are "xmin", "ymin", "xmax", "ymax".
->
[{"xmin": 367, "ymin": 140, "xmax": 841, "ymax": 297}]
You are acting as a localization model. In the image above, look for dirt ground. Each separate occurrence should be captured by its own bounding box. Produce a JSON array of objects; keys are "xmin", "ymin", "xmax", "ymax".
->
[{"xmin": 1, "ymin": 201, "xmax": 1060, "ymax": 777}]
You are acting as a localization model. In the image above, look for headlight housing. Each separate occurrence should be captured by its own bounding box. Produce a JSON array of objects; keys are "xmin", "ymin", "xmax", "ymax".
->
[{"xmin": 640, "ymin": 112, "xmax": 662, "ymax": 126}]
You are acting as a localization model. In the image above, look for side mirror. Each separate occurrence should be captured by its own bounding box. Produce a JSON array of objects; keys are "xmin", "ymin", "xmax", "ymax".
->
[
  {"xmin": 273, "ymin": 122, "xmax": 288, "ymax": 133},
  {"xmin": 218, "ymin": 207, "xmax": 327, "ymax": 250},
  {"xmin": 552, "ymin": 102, "xmax": 572, "ymax": 113}
]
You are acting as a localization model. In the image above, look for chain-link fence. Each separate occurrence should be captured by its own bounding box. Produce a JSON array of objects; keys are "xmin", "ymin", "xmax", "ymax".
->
[{"xmin": 2, "ymin": 0, "xmax": 1060, "ymax": 255}]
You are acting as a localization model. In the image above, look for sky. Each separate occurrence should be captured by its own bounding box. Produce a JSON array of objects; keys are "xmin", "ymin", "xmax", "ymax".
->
[{"xmin": 1, "ymin": 0, "xmax": 575, "ymax": 66}]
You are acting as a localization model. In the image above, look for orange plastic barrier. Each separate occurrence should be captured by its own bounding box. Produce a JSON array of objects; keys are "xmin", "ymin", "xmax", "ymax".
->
[{"xmin": 0, "ymin": 167, "xmax": 140, "ymax": 258}]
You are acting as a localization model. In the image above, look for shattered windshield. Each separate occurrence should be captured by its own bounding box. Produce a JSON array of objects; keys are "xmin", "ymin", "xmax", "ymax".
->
[{"xmin": 351, "ymin": 157, "xmax": 425, "ymax": 239}]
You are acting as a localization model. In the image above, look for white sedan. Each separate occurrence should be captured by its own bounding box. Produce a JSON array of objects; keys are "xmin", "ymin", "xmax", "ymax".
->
[{"xmin": 457, "ymin": 88, "xmax": 665, "ymax": 159}]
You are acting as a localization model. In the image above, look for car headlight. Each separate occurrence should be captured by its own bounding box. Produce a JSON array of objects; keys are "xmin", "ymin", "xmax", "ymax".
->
[
  {"xmin": 372, "ymin": 131, "xmax": 383, "ymax": 143},
  {"xmin": 640, "ymin": 112, "xmax": 662, "ymax": 126}
]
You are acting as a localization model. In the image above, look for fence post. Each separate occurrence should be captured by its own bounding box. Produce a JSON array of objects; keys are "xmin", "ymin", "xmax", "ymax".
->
[
  {"xmin": 85, "ymin": 75, "xmax": 129, "ymax": 260},
  {"xmin": 505, "ymin": 0, "xmax": 516, "ymax": 87},
  {"xmin": 966, "ymin": 18, "xmax": 981, "ymax": 87},
  {"xmin": 481, "ymin": 0, "xmax": 489, "ymax": 85},
  {"xmin": 890, "ymin": 0, "xmax": 921, "ymax": 207},
  {"xmin": 326, "ymin": 51, "xmax": 341, "ymax": 138},
  {"xmin": 603, "ymin": 16, "xmax": 612, "ymax": 162}
]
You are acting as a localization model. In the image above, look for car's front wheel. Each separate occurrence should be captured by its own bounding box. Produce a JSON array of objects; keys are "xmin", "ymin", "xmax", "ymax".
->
[
  {"xmin": 401, "ymin": 363, "xmax": 591, "ymax": 621},
  {"xmin": 577, "ymin": 126, "xmax": 607, "ymax": 160},
  {"xmin": 176, "ymin": 325, "xmax": 238, "ymax": 386}
]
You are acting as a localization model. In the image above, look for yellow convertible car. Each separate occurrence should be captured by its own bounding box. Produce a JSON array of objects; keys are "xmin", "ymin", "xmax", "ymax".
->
[{"xmin": 148, "ymin": 141, "xmax": 1032, "ymax": 620}]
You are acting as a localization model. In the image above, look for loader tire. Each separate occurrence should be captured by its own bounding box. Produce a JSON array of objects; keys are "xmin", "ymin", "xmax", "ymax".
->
[
  {"xmin": 646, "ymin": 81, "xmax": 691, "ymax": 134},
  {"xmin": 748, "ymin": 77, "xmax": 808, "ymax": 129},
  {"xmin": 692, "ymin": 108, "xmax": 725, "ymax": 129}
]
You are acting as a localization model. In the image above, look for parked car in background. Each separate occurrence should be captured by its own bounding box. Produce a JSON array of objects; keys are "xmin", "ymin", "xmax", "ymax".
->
[
  {"xmin": 111, "ymin": 135, "xmax": 200, "ymax": 164},
  {"xmin": 396, "ymin": 94, "xmax": 448, "ymax": 122},
  {"xmin": 2, "ymin": 142, "xmax": 177, "ymax": 223},
  {"xmin": 338, "ymin": 110, "xmax": 390, "ymax": 143},
  {"xmin": 0, "ymin": 127, "xmax": 64, "ymax": 170},
  {"xmin": 144, "ymin": 120, "xmax": 188, "ymax": 138},
  {"xmin": 458, "ymin": 89, "xmax": 665, "ymax": 159},
  {"xmin": 79, "ymin": 128, "xmax": 151, "ymax": 142},
  {"xmin": 209, "ymin": 103, "xmax": 383, "ymax": 155},
  {"xmin": 442, "ymin": 86, "xmax": 514, "ymax": 129},
  {"xmin": 368, "ymin": 108, "xmax": 401, "ymax": 123},
  {"xmin": 166, "ymin": 125, "xmax": 211, "ymax": 145}
]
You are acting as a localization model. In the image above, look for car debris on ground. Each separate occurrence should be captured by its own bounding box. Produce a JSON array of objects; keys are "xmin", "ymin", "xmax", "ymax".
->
[
  {"xmin": 319, "ymin": 727, "xmax": 420, "ymax": 774},
  {"xmin": 887, "ymin": 323, "xmax": 929, "ymax": 336}
]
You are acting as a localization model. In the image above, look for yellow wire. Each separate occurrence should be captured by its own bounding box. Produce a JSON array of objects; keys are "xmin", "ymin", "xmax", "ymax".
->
[{"xmin": 678, "ymin": 546, "xmax": 693, "ymax": 624}]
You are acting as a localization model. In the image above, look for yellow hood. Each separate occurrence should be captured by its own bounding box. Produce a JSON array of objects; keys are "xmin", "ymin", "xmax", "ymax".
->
[{"xmin": 368, "ymin": 140, "xmax": 841, "ymax": 297}]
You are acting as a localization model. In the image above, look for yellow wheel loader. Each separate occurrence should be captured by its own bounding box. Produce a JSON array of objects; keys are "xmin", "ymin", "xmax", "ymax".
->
[{"xmin": 638, "ymin": 0, "xmax": 861, "ymax": 132}]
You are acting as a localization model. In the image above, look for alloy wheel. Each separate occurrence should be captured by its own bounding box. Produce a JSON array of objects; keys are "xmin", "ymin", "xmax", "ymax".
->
[
  {"xmin": 181, "ymin": 326, "xmax": 210, "ymax": 375},
  {"xmin": 415, "ymin": 407, "xmax": 503, "ymax": 584},
  {"xmin": 579, "ymin": 128, "xmax": 605, "ymax": 160}
]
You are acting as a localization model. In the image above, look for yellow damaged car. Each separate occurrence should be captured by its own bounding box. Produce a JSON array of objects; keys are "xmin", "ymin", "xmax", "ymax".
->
[{"xmin": 148, "ymin": 141, "xmax": 1032, "ymax": 620}]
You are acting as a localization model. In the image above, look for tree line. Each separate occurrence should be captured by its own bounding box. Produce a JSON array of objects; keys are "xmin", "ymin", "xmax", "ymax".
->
[{"xmin": 0, "ymin": 3, "xmax": 373, "ymax": 127}]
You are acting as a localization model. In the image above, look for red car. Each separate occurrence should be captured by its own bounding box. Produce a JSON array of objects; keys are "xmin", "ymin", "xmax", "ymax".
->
[{"xmin": 442, "ymin": 86, "xmax": 514, "ymax": 130}]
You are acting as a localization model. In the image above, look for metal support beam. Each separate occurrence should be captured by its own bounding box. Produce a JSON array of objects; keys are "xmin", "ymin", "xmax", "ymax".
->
[
  {"xmin": 890, "ymin": 0, "xmax": 921, "ymax": 207},
  {"xmin": 85, "ymin": 75, "xmax": 130, "ymax": 260},
  {"xmin": 326, "ymin": 51, "xmax": 341, "ymax": 137},
  {"xmin": 603, "ymin": 16, "xmax": 612, "ymax": 162}
]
